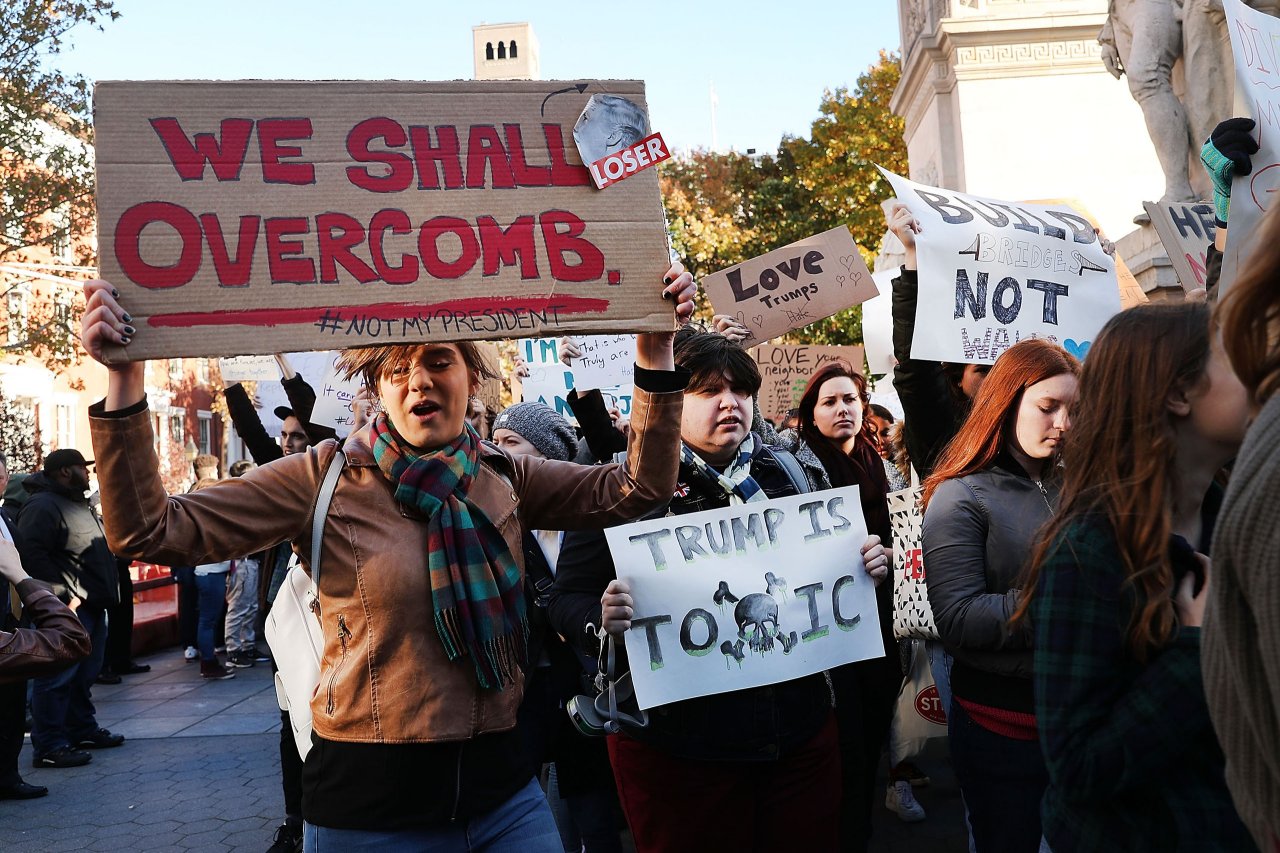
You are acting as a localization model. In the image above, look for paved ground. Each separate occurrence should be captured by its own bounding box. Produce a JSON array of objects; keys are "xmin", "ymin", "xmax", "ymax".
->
[{"xmin": 0, "ymin": 649, "xmax": 968, "ymax": 852}]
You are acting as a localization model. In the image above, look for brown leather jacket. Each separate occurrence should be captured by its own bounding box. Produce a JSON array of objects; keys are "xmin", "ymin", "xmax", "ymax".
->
[
  {"xmin": 90, "ymin": 385, "xmax": 682, "ymax": 744},
  {"xmin": 0, "ymin": 579, "xmax": 92, "ymax": 683}
]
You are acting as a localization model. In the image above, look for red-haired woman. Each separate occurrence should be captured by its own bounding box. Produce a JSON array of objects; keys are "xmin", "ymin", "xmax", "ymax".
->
[
  {"xmin": 787, "ymin": 361, "xmax": 905, "ymax": 849},
  {"xmin": 1014, "ymin": 303, "xmax": 1254, "ymax": 851},
  {"xmin": 921, "ymin": 338, "xmax": 1079, "ymax": 852}
]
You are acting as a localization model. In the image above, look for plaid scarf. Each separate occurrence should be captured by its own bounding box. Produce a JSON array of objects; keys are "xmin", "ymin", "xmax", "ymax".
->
[
  {"xmin": 370, "ymin": 414, "xmax": 527, "ymax": 690},
  {"xmin": 679, "ymin": 433, "xmax": 767, "ymax": 504}
]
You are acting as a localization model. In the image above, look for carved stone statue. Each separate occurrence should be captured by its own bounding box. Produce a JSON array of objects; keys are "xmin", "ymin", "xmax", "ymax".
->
[{"xmin": 1100, "ymin": 0, "xmax": 1280, "ymax": 203}]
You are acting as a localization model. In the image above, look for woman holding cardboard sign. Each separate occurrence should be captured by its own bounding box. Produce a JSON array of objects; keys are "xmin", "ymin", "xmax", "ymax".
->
[
  {"xmin": 920, "ymin": 338, "xmax": 1079, "ymax": 853},
  {"xmin": 1011, "ymin": 303, "xmax": 1254, "ymax": 852},
  {"xmin": 78, "ymin": 266, "xmax": 695, "ymax": 851}
]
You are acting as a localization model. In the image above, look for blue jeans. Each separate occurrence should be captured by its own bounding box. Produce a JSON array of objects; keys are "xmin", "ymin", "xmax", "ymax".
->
[
  {"xmin": 195, "ymin": 572, "xmax": 228, "ymax": 662},
  {"xmin": 948, "ymin": 699, "xmax": 1048, "ymax": 853},
  {"xmin": 30, "ymin": 605, "xmax": 108, "ymax": 756},
  {"xmin": 303, "ymin": 777, "xmax": 561, "ymax": 853}
]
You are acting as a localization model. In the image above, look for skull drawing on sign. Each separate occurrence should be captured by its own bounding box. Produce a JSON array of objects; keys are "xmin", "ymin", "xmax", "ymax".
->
[{"xmin": 714, "ymin": 576, "xmax": 798, "ymax": 663}]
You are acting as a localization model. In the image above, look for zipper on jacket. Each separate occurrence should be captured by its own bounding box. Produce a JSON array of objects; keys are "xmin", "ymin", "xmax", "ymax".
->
[
  {"xmin": 450, "ymin": 741, "xmax": 465, "ymax": 822},
  {"xmin": 1032, "ymin": 478, "xmax": 1052, "ymax": 512},
  {"xmin": 325, "ymin": 614, "xmax": 351, "ymax": 716}
]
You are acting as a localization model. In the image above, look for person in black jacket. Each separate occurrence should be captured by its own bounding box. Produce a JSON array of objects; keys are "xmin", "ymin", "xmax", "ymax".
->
[
  {"xmin": 548, "ymin": 332, "xmax": 889, "ymax": 853},
  {"xmin": 17, "ymin": 449, "xmax": 125, "ymax": 769}
]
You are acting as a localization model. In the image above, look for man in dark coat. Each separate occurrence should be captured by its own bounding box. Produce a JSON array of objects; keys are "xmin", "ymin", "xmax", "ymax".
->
[{"xmin": 18, "ymin": 449, "xmax": 125, "ymax": 768}]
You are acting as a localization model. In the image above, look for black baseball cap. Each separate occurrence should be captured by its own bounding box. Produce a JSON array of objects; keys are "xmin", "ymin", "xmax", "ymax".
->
[
  {"xmin": 274, "ymin": 406, "xmax": 295, "ymax": 421},
  {"xmin": 44, "ymin": 449, "xmax": 94, "ymax": 472}
]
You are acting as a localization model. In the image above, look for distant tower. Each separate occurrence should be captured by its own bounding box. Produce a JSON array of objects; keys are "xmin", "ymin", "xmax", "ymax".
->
[{"xmin": 472, "ymin": 22, "xmax": 539, "ymax": 80}]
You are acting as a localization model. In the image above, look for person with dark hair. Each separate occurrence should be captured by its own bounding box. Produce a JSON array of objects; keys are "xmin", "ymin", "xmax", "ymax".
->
[
  {"xmin": 548, "ymin": 331, "xmax": 890, "ymax": 853},
  {"xmin": 18, "ymin": 449, "xmax": 126, "ymax": 769},
  {"xmin": 1012, "ymin": 303, "xmax": 1253, "ymax": 851},
  {"xmin": 921, "ymin": 338, "xmax": 1080, "ymax": 852},
  {"xmin": 1205, "ymin": 197, "xmax": 1280, "ymax": 851},
  {"xmin": 866, "ymin": 404, "xmax": 895, "ymax": 460},
  {"xmin": 81, "ymin": 265, "xmax": 694, "ymax": 850}
]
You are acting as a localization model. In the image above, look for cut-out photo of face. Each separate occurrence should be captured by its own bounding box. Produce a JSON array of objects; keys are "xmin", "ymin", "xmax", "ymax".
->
[{"xmin": 573, "ymin": 94, "xmax": 650, "ymax": 165}]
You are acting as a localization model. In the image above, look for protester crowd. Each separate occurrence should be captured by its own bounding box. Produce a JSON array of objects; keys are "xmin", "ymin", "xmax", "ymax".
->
[{"xmin": 0, "ymin": 117, "xmax": 1275, "ymax": 853}]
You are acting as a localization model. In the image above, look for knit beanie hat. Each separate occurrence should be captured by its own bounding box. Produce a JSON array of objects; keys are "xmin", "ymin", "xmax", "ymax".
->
[{"xmin": 492, "ymin": 403, "xmax": 578, "ymax": 462}]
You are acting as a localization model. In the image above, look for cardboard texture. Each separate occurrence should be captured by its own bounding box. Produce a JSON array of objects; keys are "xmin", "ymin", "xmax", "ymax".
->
[
  {"xmin": 882, "ymin": 169, "xmax": 1120, "ymax": 365},
  {"xmin": 752, "ymin": 344, "xmax": 865, "ymax": 423},
  {"xmin": 702, "ymin": 226, "xmax": 878, "ymax": 346},
  {"xmin": 606, "ymin": 486, "xmax": 882, "ymax": 710},
  {"xmin": 93, "ymin": 80, "xmax": 672, "ymax": 363},
  {"xmin": 1114, "ymin": 254, "xmax": 1148, "ymax": 309},
  {"xmin": 1142, "ymin": 201, "xmax": 1217, "ymax": 292},
  {"xmin": 1222, "ymin": 0, "xmax": 1280, "ymax": 292}
]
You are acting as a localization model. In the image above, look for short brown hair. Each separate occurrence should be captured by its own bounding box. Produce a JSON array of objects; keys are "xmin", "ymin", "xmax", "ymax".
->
[
  {"xmin": 336, "ymin": 343, "xmax": 500, "ymax": 392},
  {"xmin": 674, "ymin": 331, "xmax": 761, "ymax": 395}
]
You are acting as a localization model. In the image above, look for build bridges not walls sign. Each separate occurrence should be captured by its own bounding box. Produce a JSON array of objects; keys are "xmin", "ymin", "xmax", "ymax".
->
[{"xmin": 93, "ymin": 80, "xmax": 673, "ymax": 363}]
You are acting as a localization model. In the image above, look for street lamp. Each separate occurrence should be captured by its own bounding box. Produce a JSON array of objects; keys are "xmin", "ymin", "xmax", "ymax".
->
[{"xmin": 184, "ymin": 438, "xmax": 198, "ymax": 462}]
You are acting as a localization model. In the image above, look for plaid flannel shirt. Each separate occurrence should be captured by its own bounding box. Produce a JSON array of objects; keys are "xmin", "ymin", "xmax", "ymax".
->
[{"xmin": 1032, "ymin": 517, "xmax": 1255, "ymax": 852}]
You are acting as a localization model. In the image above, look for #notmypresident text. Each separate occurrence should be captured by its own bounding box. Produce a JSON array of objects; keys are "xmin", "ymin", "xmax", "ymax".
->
[{"xmin": 587, "ymin": 133, "xmax": 671, "ymax": 190}]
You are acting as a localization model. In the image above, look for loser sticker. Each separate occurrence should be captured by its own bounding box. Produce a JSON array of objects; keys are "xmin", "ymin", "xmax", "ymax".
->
[{"xmin": 586, "ymin": 132, "xmax": 670, "ymax": 189}]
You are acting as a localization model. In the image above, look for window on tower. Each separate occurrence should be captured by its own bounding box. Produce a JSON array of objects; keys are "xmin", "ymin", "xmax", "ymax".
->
[
  {"xmin": 510, "ymin": 40, "xmax": 517, "ymax": 58},
  {"xmin": 485, "ymin": 42, "xmax": 494, "ymax": 60},
  {"xmin": 497, "ymin": 41, "xmax": 506, "ymax": 59}
]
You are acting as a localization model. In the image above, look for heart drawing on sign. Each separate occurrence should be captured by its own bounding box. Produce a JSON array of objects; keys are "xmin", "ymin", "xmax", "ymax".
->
[
  {"xmin": 734, "ymin": 311, "xmax": 748, "ymax": 328},
  {"xmin": 836, "ymin": 274, "xmax": 846, "ymax": 287},
  {"xmin": 839, "ymin": 255, "xmax": 858, "ymax": 272},
  {"xmin": 1064, "ymin": 339, "xmax": 1092, "ymax": 361},
  {"xmin": 752, "ymin": 315, "xmax": 765, "ymax": 327}
]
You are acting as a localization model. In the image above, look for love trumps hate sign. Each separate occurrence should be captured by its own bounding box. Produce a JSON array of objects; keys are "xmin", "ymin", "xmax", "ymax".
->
[
  {"xmin": 605, "ymin": 486, "xmax": 884, "ymax": 710},
  {"xmin": 701, "ymin": 226, "xmax": 878, "ymax": 346},
  {"xmin": 92, "ymin": 80, "xmax": 672, "ymax": 363},
  {"xmin": 881, "ymin": 169, "xmax": 1119, "ymax": 365}
]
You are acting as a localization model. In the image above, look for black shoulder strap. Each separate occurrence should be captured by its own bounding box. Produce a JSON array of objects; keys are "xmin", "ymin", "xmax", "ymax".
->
[{"xmin": 764, "ymin": 445, "xmax": 810, "ymax": 494}]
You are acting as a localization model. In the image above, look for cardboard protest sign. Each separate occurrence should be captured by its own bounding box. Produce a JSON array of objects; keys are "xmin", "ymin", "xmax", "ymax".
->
[
  {"xmin": 862, "ymin": 270, "xmax": 898, "ymax": 376},
  {"xmin": 1222, "ymin": 0, "xmax": 1280, "ymax": 290},
  {"xmin": 1142, "ymin": 201, "xmax": 1217, "ymax": 291},
  {"xmin": 881, "ymin": 169, "xmax": 1119, "ymax": 365},
  {"xmin": 605, "ymin": 486, "xmax": 883, "ymax": 710},
  {"xmin": 751, "ymin": 344, "xmax": 866, "ymax": 423},
  {"xmin": 217, "ymin": 355, "xmax": 277, "ymax": 382},
  {"xmin": 93, "ymin": 80, "xmax": 672, "ymax": 363},
  {"xmin": 702, "ymin": 227, "xmax": 878, "ymax": 346},
  {"xmin": 515, "ymin": 337, "xmax": 633, "ymax": 421},
  {"xmin": 570, "ymin": 334, "xmax": 635, "ymax": 390},
  {"xmin": 309, "ymin": 353, "xmax": 365, "ymax": 433}
]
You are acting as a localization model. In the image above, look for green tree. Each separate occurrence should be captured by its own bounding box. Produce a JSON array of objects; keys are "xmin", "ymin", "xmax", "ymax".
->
[
  {"xmin": 659, "ymin": 50, "xmax": 907, "ymax": 347},
  {"xmin": 1, "ymin": 1, "xmax": 118, "ymax": 370}
]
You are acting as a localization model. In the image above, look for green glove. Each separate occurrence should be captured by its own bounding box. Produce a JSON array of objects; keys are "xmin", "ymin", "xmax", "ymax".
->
[{"xmin": 1200, "ymin": 118, "xmax": 1258, "ymax": 226}]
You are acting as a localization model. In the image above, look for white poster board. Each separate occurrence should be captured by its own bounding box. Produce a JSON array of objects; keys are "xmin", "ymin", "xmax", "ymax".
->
[
  {"xmin": 309, "ymin": 355, "xmax": 366, "ymax": 433},
  {"xmin": 881, "ymin": 169, "xmax": 1119, "ymax": 365},
  {"xmin": 1222, "ymin": 0, "xmax": 1280, "ymax": 291},
  {"xmin": 606, "ymin": 486, "xmax": 883, "ymax": 710},
  {"xmin": 569, "ymin": 334, "xmax": 636, "ymax": 391},
  {"xmin": 517, "ymin": 337, "xmax": 633, "ymax": 420},
  {"xmin": 862, "ymin": 269, "xmax": 898, "ymax": 376},
  {"xmin": 217, "ymin": 355, "xmax": 278, "ymax": 382},
  {"xmin": 256, "ymin": 351, "xmax": 342, "ymax": 435}
]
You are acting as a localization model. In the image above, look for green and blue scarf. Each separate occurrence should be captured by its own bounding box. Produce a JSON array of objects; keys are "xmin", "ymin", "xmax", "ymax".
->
[{"xmin": 370, "ymin": 415, "xmax": 527, "ymax": 690}]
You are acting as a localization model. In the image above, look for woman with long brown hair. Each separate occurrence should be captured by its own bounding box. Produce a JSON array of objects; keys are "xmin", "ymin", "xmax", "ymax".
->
[
  {"xmin": 1013, "ymin": 303, "xmax": 1253, "ymax": 852},
  {"xmin": 787, "ymin": 360, "xmax": 908, "ymax": 848},
  {"xmin": 921, "ymin": 338, "xmax": 1079, "ymax": 852},
  {"xmin": 1204, "ymin": 201, "xmax": 1280, "ymax": 852}
]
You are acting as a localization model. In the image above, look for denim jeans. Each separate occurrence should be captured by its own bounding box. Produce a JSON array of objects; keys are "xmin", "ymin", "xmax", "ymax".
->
[
  {"xmin": 195, "ymin": 571, "xmax": 228, "ymax": 662},
  {"xmin": 302, "ymin": 777, "xmax": 560, "ymax": 852},
  {"xmin": 30, "ymin": 605, "xmax": 108, "ymax": 756},
  {"xmin": 948, "ymin": 699, "xmax": 1048, "ymax": 853},
  {"xmin": 223, "ymin": 559, "xmax": 258, "ymax": 653}
]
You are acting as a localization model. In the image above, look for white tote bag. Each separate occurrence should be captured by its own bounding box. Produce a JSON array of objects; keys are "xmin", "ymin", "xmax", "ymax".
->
[
  {"xmin": 265, "ymin": 449, "xmax": 344, "ymax": 761},
  {"xmin": 889, "ymin": 486, "xmax": 941, "ymax": 641}
]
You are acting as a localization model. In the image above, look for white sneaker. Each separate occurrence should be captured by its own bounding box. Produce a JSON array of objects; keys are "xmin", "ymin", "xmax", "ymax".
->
[
  {"xmin": 886, "ymin": 780, "xmax": 926, "ymax": 822},
  {"xmin": 183, "ymin": 646, "xmax": 198, "ymax": 661}
]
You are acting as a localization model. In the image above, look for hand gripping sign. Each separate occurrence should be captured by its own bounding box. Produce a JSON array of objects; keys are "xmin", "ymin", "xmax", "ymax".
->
[
  {"xmin": 880, "ymin": 168, "xmax": 1120, "ymax": 365},
  {"xmin": 605, "ymin": 486, "xmax": 884, "ymax": 710}
]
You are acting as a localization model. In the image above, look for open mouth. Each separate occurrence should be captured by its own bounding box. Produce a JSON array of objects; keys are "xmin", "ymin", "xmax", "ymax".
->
[{"xmin": 410, "ymin": 400, "xmax": 441, "ymax": 418}]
